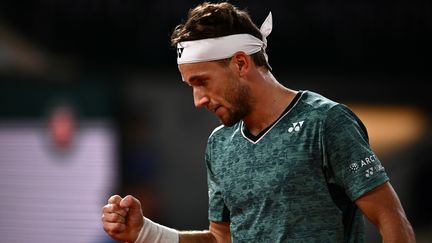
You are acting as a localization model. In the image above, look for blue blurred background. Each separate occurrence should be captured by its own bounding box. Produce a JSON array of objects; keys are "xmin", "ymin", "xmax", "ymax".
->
[{"xmin": 0, "ymin": 0, "xmax": 431, "ymax": 242}]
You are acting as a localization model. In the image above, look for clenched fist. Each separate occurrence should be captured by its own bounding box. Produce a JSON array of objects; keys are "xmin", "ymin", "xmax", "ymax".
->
[{"xmin": 102, "ymin": 195, "xmax": 144, "ymax": 243}]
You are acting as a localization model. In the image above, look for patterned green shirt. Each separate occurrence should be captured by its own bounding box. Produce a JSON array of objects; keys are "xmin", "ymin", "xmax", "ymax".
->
[{"xmin": 205, "ymin": 90, "xmax": 389, "ymax": 242}]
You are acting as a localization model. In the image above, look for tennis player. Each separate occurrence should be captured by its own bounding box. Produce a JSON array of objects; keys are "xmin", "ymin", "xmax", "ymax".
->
[{"xmin": 102, "ymin": 2, "xmax": 415, "ymax": 242}]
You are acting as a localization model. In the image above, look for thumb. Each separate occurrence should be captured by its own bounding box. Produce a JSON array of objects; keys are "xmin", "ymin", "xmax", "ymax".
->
[
  {"xmin": 120, "ymin": 195, "xmax": 143, "ymax": 218},
  {"xmin": 118, "ymin": 195, "xmax": 144, "ymax": 242}
]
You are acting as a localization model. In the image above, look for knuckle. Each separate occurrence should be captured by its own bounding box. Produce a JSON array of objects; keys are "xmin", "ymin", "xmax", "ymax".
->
[
  {"xmin": 119, "ymin": 209, "xmax": 128, "ymax": 217},
  {"xmin": 108, "ymin": 194, "xmax": 122, "ymax": 203},
  {"xmin": 112, "ymin": 223, "xmax": 124, "ymax": 232},
  {"xmin": 102, "ymin": 205, "xmax": 110, "ymax": 213},
  {"xmin": 103, "ymin": 222, "xmax": 124, "ymax": 235},
  {"xmin": 107, "ymin": 227, "xmax": 116, "ymax": 235},
  {"xmin": 111, "ymin": 204, "xmax": 121, "ymax": 211},
  {"xmin": 102, "ymin": 224, "xmax": 111, "ymax": 233},
  {"xmin": 106, "ymin": 204, "xmax": 116, "ymax": 213},
  {"xmin": 111, "ymin": 213, "xmax": 120, "ymax": 221}
]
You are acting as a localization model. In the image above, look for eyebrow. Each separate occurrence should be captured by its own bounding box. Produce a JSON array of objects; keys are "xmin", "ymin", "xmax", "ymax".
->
[{"xmin": 185, "ymin": 74, "xmax": 208, "ymax": 84}]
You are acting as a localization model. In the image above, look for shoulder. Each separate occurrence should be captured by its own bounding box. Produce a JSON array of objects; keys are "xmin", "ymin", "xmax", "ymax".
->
[
  {"xmin": 293, "ymin": 90, "xmax": 343, "ymax": 123},
  {"xmin": 299, "ymin": 90, "xmax": 358, "ymax": 119},
  {"xmin": 298, "ymin": 90, "xmax": 339, "ymax": 111},
  {"xmin": 295, "ymin": 90, "xmax": 366, "ymax": 134}
]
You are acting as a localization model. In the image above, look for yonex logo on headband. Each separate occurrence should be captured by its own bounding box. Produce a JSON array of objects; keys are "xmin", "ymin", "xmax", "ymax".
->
[
  {"xmin": 176, "ymin": 12, "xmax": 273, "ymax": 68},
  {"xmin": 177, "ymin": 47, "xmax": 184, "ymax": 58}
]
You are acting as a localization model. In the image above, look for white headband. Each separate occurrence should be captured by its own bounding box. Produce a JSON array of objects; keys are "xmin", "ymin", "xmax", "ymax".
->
[{"xmin": 176, "ymin": 12, "xmax": 273, "ymax": 68}]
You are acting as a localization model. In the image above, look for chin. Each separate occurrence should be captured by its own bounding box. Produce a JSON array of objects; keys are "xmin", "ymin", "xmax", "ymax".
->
[
  {"xmin": 217, "ymin": 109, "xmax": 244, "ymax": 127},
  {"xmin": 220, "ymin": 117, "xmax": 241, "ymax": 127}
]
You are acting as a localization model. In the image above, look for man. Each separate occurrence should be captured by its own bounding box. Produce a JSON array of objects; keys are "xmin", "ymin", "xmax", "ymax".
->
[{"xmin": 102, "ymin": 2, "xmax": 415, "ymax": 242}]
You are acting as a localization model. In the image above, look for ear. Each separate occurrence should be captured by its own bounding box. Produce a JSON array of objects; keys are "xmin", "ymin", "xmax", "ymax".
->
[{"xmin": 231, "ymin": 52, "xmax": 250, "ymax": 77}]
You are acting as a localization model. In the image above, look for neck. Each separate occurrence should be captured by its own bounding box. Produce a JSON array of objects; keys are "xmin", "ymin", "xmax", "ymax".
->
[{"xmin": 242, "ymin": 70, "xmax": 297, "ymax": 136}]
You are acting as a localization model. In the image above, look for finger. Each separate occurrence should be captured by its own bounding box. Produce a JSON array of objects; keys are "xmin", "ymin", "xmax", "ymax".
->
[
  {"xmin": 108, "ymin": 195, "xmax": 123, "ymax": 204},
  {"xmin": 102, "ymin": 212, "xmax": 126, "ymax": 224},
  {"xmin": 102, "ymin": 204, "xmax": 129, "ymax": 217},
  {"xmin": 102, "ymin": 221, "xmax": 126, "ymax": 235}
]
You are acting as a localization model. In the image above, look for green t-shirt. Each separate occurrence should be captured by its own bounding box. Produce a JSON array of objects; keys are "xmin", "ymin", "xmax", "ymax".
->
[{"xmin": 205, "ymin": 90, "xmax": 389, "ymax": 242}]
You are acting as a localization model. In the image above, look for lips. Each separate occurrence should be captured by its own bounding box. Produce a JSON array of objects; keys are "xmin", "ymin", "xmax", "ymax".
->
[{"xmin": 209, "ymin": 105, "xmax": 221, "ymax": 113}]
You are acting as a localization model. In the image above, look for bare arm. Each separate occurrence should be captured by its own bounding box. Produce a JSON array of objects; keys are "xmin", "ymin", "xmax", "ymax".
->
[
  {"xmin": 179, "ymin": 221, "xmax": 231, "ymax": 243},
  {"xmin": 102, "ymin": 195, "xmax": 231, "ymax": 243},
  {"xmin": 355, "ymin": 182, "xmax": 415, "ymax": 243}
]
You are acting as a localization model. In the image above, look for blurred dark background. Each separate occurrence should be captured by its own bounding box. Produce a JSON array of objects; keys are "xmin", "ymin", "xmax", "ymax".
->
[{"xmin": 0, "ymin": 0, "xmax": 431, "ymax": 242}]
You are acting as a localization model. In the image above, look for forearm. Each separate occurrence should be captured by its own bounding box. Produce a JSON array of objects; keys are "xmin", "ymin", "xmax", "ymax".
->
[
  {"xmin": 134, "ymin": 224, "xmax": 216, "ymax": 243},
  {"xmin": 378, "ymin": 212, "xmax": 415, "ymax": 243},
  {"xmin": 178, "ymin": 221, "xmax": 231, "ymax": 243},
  {"xmin": 134, "ymin": 218, "xmax": 230, "ymax": 243},
  {"xmin": 356, "ymin": 183, "xmax": 416, "ymax": 243},
  {"xmin": 179, "ymin": 230, "xmax": 217, "ymax": 243}
]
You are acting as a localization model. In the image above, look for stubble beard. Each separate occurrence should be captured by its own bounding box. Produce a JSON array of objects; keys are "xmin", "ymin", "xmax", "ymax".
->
[{"xmin": 220, "ymin": 82, "xmax": 252, "ymax": 127}]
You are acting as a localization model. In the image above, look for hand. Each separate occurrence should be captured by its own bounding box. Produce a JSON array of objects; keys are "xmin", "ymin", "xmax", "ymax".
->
[{"xmin": 102, "ymin": 195, "xmax": 144, "ymax": 243}]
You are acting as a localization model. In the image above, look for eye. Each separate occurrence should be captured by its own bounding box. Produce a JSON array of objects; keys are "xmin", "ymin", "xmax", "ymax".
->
[
  {"xmin": 196, "ymin": 78, "xmax": 207, "ymax": 86},
  {"xmin": 190, "ymin": 78, "xmax": 208, "ymax": 87}
]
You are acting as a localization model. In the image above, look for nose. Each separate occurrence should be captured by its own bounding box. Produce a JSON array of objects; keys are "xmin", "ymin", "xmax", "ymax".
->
[{"xmin": 193, "ymin": 87, "xmax": 210, "ymax": 108}]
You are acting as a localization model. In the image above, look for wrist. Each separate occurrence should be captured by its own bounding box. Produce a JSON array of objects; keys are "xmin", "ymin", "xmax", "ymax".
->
[{"xmin": 134, "ymin": 217, "xmax": 179, "ymax": 243}]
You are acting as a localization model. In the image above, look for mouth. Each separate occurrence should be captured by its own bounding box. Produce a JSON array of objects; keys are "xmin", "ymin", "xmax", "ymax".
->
[{"xmin": 209, "ymin": 105, "xmax": 221, "ymax": 114}]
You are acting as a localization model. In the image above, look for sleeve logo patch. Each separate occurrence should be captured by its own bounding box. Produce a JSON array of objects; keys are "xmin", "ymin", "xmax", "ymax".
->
[
  {"xmin": 348, "ymin": 154, "xmax": 385, "ymax": 177},
  {"xmin": 365, "ymin": 167, "xmax": 374, "ymax": 178},
  {"xmin": 349, "ymin": 163, "xmax": 360, "ymax": 172}
]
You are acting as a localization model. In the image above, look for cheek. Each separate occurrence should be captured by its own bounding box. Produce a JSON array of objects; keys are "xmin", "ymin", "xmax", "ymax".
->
[
  {"xmin": 223, "ymin": 78, "xmax": 241, "ymax": 101},
  {"xmin": 209, "ymin": 70, "xmax": 239, "ymax": 103}
]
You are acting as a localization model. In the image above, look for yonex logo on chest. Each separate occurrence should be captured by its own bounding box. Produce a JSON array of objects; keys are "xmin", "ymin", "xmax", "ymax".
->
[{"xmin": 288, "ymin": 121, "xmax": 304, "ymax": 133}]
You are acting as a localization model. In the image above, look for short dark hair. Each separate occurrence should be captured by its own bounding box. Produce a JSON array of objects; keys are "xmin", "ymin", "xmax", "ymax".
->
[{"xmin": 171, "ymin": 2, "xmax": 269, "ymax": 69}]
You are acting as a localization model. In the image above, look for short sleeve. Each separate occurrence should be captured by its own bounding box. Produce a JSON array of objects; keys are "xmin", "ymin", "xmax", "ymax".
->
[
  {"xmin": 322, "ymin": 104, "xmax": 389, "ymax": 201},
  {"xmin": 205, "ymin": 135, "xmax": 230, "ymax": 222}
]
